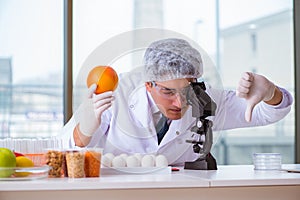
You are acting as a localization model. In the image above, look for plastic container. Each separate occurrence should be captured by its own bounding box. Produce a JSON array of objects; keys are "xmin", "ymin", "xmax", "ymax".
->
[
  {"xmin": 44, "ymin": 149, "xmax": 66, "ymax": 177},
  {"xmin": 252, "ymin": 153, "xmax": 282, "ymax": 170},
  {"xmin": 84, "ymin": 148, "xmax": 102, "ymax": 177},
  {"xmin": 65, "ymin": 150, "xmax": 85, "ymax": 178},
  {"xmin": 0, "ymin": 166, "xmax": 50, "ymax": 180}
]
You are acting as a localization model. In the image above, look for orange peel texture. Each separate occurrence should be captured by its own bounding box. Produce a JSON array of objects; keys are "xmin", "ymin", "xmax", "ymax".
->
[{"xmin": 87, "ymin": 66, "xmax": 119, "ymax": 94}]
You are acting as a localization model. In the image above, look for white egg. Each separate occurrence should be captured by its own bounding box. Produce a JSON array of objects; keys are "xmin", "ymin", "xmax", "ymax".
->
[
  {"xmin": 134, "ymin": 153, "xmax": 142, "ymax": 162},
  {"xmin": 141, "ymin": 154, "xmax": 155, "ymax": 167},
  {"xmin": 120, "ymin": 153, "xmax": 128, "ymax": 160},
  {"xmin": 126, "ymin": 155, "xmax": 140, "ymax": 167},
  {"xmin": 104, "ymin": 153, "xmax": 115, "ymax": 161},
  {"xmin": 155, "ymin": 154, "xmax": 168, "ymax": 167},
  {"xmin": 101, "ymin": 154, "xmax": 112, "ymax": 167},
  {"xmin": 112, "ymin": 156, "xmax": 126, "ymax": 167}
]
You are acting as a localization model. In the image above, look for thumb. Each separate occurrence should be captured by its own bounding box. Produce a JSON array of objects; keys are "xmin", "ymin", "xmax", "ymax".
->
[
  {"xmin": 87, "ymin": 84, "xmax": 97, "ymax": 98},
  {"xmin": 245, "ymin": 102, "xmax": 256, "ymax": 122}
]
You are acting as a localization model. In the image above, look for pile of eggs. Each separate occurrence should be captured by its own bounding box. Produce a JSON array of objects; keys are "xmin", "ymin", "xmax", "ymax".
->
[{"xmin": 101, "ymin": 153, "xmax": 168, "ymax": 168}]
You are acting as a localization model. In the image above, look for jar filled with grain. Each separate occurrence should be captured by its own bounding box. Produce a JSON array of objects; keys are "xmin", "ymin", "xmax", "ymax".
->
[{"xmin": 65, "ymin": 150, "xmax": 85, "ymax": 178}]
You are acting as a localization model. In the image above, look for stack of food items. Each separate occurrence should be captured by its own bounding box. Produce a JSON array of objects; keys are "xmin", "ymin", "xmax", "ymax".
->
[
  {"xmin": 1, "ymin": 147, "xmax": 170, "ymax": 179},
  {"xmin": 44, "ymin": 149, "xmax": 169, "ymax": 178},
  {"xmin": 44, "ymin": 148, "xmax": 102, "ymax": 178}
]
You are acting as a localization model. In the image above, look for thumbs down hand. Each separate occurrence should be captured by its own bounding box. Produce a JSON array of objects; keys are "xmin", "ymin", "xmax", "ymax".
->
[{"xmin": 236, "ymin": 72, "xmax": 276, "ymax": 122}]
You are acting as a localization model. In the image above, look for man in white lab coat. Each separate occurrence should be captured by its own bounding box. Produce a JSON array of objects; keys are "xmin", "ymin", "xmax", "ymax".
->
[{"xmin": 65, "ymin": 38, "xmax": 293, "ymax": 166}]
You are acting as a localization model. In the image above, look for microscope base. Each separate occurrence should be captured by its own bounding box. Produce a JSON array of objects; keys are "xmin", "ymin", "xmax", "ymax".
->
[{"xmin": 184, "ymin": 153, "xmax": 217, "ymax": 170}]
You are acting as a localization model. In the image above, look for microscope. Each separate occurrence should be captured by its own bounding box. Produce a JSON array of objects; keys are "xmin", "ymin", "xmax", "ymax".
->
[{"xmin": 184, "ymin": 81, "xmax": 218, "ymax": 170}]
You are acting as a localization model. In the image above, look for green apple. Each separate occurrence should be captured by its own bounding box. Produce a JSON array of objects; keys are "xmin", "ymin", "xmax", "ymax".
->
[{"xmin": 0, "ymin": 148, "xmax": 17, "ymax": 178}]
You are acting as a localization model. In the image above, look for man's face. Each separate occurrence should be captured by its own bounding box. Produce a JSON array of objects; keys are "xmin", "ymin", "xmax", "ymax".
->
[{"xmin": 145, "ymin": 78, "xmax": 194, "ymax": 120}]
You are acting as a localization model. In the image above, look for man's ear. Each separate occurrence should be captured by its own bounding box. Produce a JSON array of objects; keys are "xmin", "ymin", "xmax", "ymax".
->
[{"xmin": 145, "ymin": 82, "xmax": 152, "ymax": 92}]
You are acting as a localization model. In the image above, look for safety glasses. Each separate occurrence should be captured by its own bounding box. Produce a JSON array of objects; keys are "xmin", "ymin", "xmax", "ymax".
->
[{"xmin": 151, "ymin": 81, "xmax": 192, "ymax": 100}]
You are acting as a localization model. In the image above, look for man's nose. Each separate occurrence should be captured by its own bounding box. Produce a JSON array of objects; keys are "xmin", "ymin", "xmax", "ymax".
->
[{"xmin": 171, "ymin": 93, "xmax": 184, "ymax": 107}]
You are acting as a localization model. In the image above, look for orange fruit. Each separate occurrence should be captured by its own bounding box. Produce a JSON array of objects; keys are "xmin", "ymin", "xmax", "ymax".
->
[{"xmin": 87, "ymin": 66, "xmax": 119, "ymax": 94}]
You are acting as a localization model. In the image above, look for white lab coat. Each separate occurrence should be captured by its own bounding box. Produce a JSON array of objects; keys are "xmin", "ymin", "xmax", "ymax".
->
[{"xmin": 61, "ymin": 70, "xmax": 293, "ymax": 166}]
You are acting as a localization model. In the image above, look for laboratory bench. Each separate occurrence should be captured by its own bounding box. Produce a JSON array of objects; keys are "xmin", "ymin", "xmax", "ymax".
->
[{"xmin": 0, "ymin": 164, "xmax": 299, "ymax": 200}]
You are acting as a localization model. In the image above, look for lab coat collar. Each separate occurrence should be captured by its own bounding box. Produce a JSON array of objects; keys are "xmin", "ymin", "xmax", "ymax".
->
[{"xmin": 127, "ymin": 84, "xmax": 156, "ymax": 133}]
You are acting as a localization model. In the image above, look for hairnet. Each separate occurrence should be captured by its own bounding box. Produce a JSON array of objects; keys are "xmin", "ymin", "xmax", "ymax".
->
[{"xmin": 144, "ymin": 38, "xmax": 203, "ymax": 82}]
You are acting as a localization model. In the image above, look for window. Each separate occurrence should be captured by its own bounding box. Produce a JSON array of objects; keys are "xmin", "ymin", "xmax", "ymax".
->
[
  {"xmin": 216, "ymin": 0, "xmax": 294, "ymax": 164},
  {"xmin": 0, "ymin": 0, "xmax": 64, "ymax": 138}
]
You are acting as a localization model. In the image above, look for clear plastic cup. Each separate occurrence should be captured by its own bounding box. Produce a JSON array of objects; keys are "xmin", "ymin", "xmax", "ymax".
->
[
  {"xmin": 84, "ymin": 148, "xmax": 103, "ymax": 177},
  {"xmin": 253, "ymin": 153, "xmax": 282, "ymax": 170},
  {"xmin": 44, "ymin": 149, "xmax": 66, "ymax": 177},
  {"xmin": 65, "ymin": 150, "xmax": 85, "ymax": 178}
]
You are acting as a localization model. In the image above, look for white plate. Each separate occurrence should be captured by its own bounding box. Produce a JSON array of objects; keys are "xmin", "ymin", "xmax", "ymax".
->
[
  {"xmin": 0, "ymin": 165, "xmax": 50, "ymax": 181},
  {"xmin": 101, "ymin": 166, "xmax": 171, "ymax": 175}
]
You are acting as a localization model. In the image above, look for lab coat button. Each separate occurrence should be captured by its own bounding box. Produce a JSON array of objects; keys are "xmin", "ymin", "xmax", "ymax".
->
[
  {"xmin": 176, "ymin": 131, "xmax": 180, "ymax": 135},
  {"xmin": 129, "ymin": 105, "xmax": 134, "ymax": 109}
]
